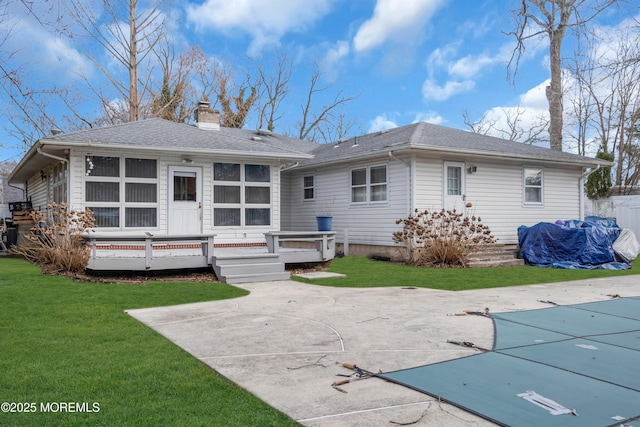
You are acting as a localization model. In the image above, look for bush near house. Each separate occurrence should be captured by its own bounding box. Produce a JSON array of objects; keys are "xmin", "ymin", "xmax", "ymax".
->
[
  {"xmin": 393, "ymin": 206, "xmax": 496, "ymax": 267},
  {"xmin": 11, "ymin": 203, "xmax": 95, "ymax": 274}
]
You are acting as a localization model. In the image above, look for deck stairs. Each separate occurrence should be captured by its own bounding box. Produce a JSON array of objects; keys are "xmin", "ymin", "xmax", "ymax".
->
[
  {"xmin": 211, "ymin": 252, "xmax": 290, "ymax": 284},
  {"xmin": 467, "ymin": 244, "xmax": 524, "ymax": 268}
]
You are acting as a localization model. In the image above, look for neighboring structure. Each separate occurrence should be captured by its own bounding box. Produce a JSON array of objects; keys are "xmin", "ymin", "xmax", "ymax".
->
[
  {"xmin": 281, "ymin": 122, "xmax": 610, "ymax": 258},
  {"xmin": 1, "ymin": 161, "xmax": 23, "ymax": 220},
  {"xmin": 8, "ymin": 112, "xmax": 609, "ymax": 267}
]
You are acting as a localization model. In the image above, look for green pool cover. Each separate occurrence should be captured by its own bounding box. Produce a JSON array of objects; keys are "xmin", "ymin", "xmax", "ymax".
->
[{"xmin": 379, "ymin": 297, "xmax": 640, "ymax": 427}]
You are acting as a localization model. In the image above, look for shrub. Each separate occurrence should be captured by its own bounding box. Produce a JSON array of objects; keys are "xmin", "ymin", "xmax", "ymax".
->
[
  {"xmin": 11, "ymin": 203, "xmax": 95, "ymax": 274},
  {"xmin": 393, "ymin": 205, "xmax": 496, "ymax": 267}
]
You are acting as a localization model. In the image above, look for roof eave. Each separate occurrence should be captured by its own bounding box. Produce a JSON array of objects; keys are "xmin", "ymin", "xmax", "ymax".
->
[
  {"xmin": 39, "ymin": 139, "xmax": 314, "ymax": 160},
  {"xmin": 291, "ymin": 144, "xmax": 609, "ymax": 170}
]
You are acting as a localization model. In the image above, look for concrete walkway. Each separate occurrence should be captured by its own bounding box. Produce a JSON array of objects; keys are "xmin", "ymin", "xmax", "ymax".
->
[{"xmin": 127, "ymin": 275, "xmax": 640, "ymax": 426}]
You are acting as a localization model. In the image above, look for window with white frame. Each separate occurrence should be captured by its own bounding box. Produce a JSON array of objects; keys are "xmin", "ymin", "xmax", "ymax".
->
[
  {"xmin": 85, "ymin": 156, "xmax": 157, "ymax": 228},
  {"xmin": 213, "ymin": 162, "xmax": 271, "ymax": 226},
  {"xmin": 52, "ymin": 162, "xmax": 67, "ymax": 204},
  {"xmin": 351, "ymin": 165, "xmax": 387, "ymax": 203},
  {"xmin": 523, "ymin": 167, "xmax": 543, "ymax": 204},
  {"xmin": 303, "ymin": 175, "xmax": 315, "ymax": 200}
]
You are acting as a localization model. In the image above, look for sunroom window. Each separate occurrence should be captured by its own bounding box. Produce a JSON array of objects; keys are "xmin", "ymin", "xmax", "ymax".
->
[
  {"xmin": 213, "ymin": 162, "xmax": 271, "ymax": 226},
  {"xmin": 85, "ymin": 156, "xmax": 157, "ymax": 228}
]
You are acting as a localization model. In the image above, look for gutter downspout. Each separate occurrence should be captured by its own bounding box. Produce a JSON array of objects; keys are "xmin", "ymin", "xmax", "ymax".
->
[
  {"xmin": 37, "ymin": 146, "xmax": 70, "ymax": 207},
  {"xmin": 389, "ymin": 151, "xmax": 412, "ymax": 216},
  {"xmin": 579, "ymin": 164, "xmax": 601, "ymax": 220},
  {"xmin": 279, "ymin": 162, "xmax": 299, "ymax": 172}
]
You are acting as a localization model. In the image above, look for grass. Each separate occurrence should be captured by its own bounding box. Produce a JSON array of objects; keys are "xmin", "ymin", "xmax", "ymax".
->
[
  {"xmin": 3, "ymin": 254, "xmax": 637, "ymax": 426},
  {"xmin": 0, "ymin": 257, "xmax": 298, "ymax": 427},
  {"xmin": 293, "ymin": 255, "xmax": 640, "ymax": 291}
]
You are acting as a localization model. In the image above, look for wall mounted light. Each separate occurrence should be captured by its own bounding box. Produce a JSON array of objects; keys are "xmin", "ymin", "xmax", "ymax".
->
[
  {"xmin": 467, "ymin": 165, "xmax": 477, "ymax": 174},
  {"xmin": 40, "ymin": 170, "xmax": 47, "ymax": 182},
  {"xmin": 182, "ymin": 157, "xmax": 194, "ymax": 164}
]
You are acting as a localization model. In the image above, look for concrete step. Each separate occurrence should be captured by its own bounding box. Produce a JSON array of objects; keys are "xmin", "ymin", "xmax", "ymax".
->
[
  {"xmin": 224, "ymin": 271, "xmax": 291, "ymax": 284},
  {"xmin": 467, "ymin": 258, "xmax": 525, "ymax": 268},
  {"xmin": 211, "ymin": 253, "xmax": 288, "ymax": 283},
  {"xmin": 467, "ymin": 244, "xmax": 523, "ymax": 267},
  {"xmin": 215, "ymin": 261, "xmax": 285, "ymax": 276}
]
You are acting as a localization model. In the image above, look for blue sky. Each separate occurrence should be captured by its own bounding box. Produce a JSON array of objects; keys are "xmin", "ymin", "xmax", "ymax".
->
[{"xmin": 1, "ymin": 0, "xmax": 636, "ymax": 163}]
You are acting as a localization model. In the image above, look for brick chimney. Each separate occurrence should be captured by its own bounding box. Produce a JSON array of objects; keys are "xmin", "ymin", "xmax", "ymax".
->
[{"xmin": 194, "ymin": 100, "xmax": 220, "ymax": 131}]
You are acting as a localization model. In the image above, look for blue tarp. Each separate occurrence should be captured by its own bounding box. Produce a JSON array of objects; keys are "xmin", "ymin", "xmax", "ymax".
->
[{"xmin": 517, "ymin": 218, "xmax": 630, "ymax": 270}]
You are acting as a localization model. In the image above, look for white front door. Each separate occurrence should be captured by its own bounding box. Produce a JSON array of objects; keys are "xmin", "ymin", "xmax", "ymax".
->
[
  {"xmin": 168, "ymin": 166, "xmax": 202, "ymax": 234},
  {"xmin": 443, "ymin": 161, "xmax": 466, "ymax": 213}
]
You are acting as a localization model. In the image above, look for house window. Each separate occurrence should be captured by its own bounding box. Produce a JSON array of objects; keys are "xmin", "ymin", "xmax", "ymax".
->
[
  {"xmin": 52, "ymin": 162, "xmax": 67, "ymax": 204},
  {"xmin": 303, "ymin": 175, "xmax": 315, "ymax": 200},
  {"xmin": 523, "ymin": 167, "xmax": 543, "ymax": 204},
  {"xmin": 213, "ymin": 162, "xmax": 271, "ymax": 226},
  {"xmin": 351, "ymin": 165, "xmax": 387, "ymax": 203},
  {"xmin": 85, "ymin": 156, "xmax": 157, "ymax": 228}
]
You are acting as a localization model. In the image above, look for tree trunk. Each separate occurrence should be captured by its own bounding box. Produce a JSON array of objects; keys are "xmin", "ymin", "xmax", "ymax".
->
[
  {"xmin": 129, "ymin": 0, "xmax": 139, "ymax": 122},
  {"xmin": 547, "ymin": 25, "xmax": 565, "ymax": 151}
]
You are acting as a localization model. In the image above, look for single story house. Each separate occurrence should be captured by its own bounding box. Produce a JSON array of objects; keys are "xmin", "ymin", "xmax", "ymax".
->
[
  {"xmin": 6, "ymin": 103, "xmax": 328, "ymax": 281},
  {"xmin": 280, "ymin": 122, "xmax": 611, "ymax": 258},
  {"xmin": 7, "ymin": 105, "xmax": 610, "ymax": 276}
]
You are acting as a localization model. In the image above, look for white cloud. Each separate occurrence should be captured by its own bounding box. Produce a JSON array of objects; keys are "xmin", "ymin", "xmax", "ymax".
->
[
  {"xmin": 186, "ymin": 0, "xmax": 334, "ymax": 55},
  {"xmin": 1, "ymin": 6, "xmax": 90, "ymax": 79},
  {"xmin": 518, "ymin": 79, "xmax": 549, "ymax": 110},
  {"xmin": 322, "ymin": 40, "xmax": 350, "ymax": 69},
  {"xmin": 42, "ymin": 38, "xmax": 91, "ymax": 76},
  {"xmin": 422, "ymin": 79, "xmax": 474, "ymax": 102},
  {"xmin": 353, "ymin": 0, "xmax": 446, "ymax": 52},
  {"xmin": 368, "ymin": 115, "xmax": 398, "ymax": 132},
  {"xmin": 448, "ymin": 53, "xmax": 495, "ymax": 80},
  {"xmin": 413, "ymin": 111, "xmax": 443, "ymax": 125}
]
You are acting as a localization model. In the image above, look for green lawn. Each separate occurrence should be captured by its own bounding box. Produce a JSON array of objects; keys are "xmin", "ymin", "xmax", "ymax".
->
[
  {"xmin": 293, "ymin": 255, "xmax": 640, "ymax": 291},
  {"xmin": 2, "ymin": 255, "xmax": 637, "ymax": 426},
  {"xmin": 0, "ymin": 257, "xmax": 298, "ymax": 427}
]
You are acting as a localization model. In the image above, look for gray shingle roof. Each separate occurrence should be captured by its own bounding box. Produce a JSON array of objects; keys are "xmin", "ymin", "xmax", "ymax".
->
[
  {"xmin": 41, "ymin": 118, "xmax": 316, "ymax": 159},
  {"xmin": 303, "ymin": 122, "xmax": 607, "ymax": 167}
]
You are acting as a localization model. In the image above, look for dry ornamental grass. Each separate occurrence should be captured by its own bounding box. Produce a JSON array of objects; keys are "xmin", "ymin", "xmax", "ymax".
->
[{"xmin": 11, "ymin": 203, "xmax": 95, "ymax": 274}]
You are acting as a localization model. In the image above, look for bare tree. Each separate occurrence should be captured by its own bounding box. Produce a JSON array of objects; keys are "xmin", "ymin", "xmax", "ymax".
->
[
  {"xmin": 463, "ymin": 106, "xmax": 548, "ymax": 144},
  {"xmin": 216, "ymin": 65, "xmax": 258, "ymax": 129},
  {"xmin": 313, "ymin": 113, "xmax": 362, "ymax": 144},
  {"xmin": 0, "ymin": 2, "xmax": 94, "ymax": 151},
  {"xmin": 48, "ymin": 0, "xmax": 169, "ymax": 123},
  {"xmin": 253, "ymin": 51, "xmax": 292, "ymax": 132},
  {"xmin": 150, "ymin": 44, "xmax": 208, "ymax": 122},
  {"xmin": 567, "ymin": 21, "xmax": 640, "ymax": 194},
  {"xmin": 507, "ymin": 0, "xmax": 618, "ymax": 151},
  {"xmin": 297, "ymin": 63, "xmax": 358, "ymax": 142}
]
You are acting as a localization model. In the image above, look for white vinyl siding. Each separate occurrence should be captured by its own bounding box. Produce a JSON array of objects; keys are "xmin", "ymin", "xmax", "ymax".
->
[
  {"xmin": 284, "ymin": 158, "xmax": 408, "ymax": 246},
  {"xmin": 413, "ymin": 154, "xmax": 583, "ymax": 245},
  {"xmin": 454, "ymin": 161, "xmax": 578, "ymax": 244}
]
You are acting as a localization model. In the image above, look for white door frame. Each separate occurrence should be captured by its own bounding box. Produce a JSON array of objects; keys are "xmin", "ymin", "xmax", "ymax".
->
[
  {"xmin": 443, "ymin": 161, "xmax": 466, "ymax": 213},
  {"xmin": 168, "ymin": 165, "xmax": 203, "ymax": 234}
]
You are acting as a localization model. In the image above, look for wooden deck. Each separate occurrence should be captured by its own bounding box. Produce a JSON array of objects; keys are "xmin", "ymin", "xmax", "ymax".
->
[{"xmin": 83, "ymin": 231, "xmax": 336, "ymax": 282}]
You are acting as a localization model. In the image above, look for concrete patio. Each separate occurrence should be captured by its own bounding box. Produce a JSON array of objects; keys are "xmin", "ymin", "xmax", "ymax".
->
[{"xmin": 126, "ymin": 275, "xmax": 640, "ymax": 426}]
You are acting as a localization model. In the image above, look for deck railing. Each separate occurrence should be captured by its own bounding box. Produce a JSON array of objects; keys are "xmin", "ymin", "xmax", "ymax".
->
[
  {"xmin": 83, "ymin": 234, "xmax": 215, "ymax": 270},
  {"xmin": 264, "ymin": 231, "xmax": 336, "ymax": 263}
]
